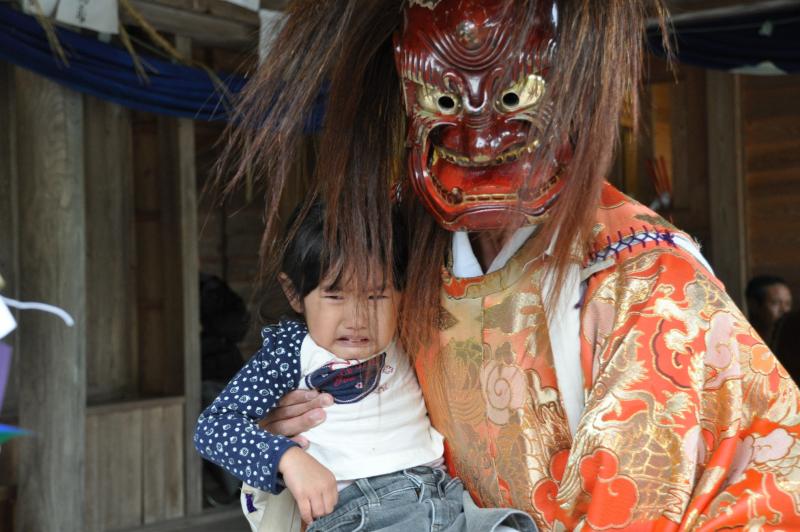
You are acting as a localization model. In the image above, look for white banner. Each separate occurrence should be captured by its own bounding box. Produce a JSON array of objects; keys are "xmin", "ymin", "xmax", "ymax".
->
[
  {"xmin": 20, "ymin": 0, "xmax": 118, "ymax": 34},
  {"xmin": 55, "ymin": 0, "xmax": 118, "ymax": 34}
]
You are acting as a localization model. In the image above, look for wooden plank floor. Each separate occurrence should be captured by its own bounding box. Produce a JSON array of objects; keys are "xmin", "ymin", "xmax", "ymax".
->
[{"xmin": 120, "ymin": 507, "xmax": 249, "ymax": 532}]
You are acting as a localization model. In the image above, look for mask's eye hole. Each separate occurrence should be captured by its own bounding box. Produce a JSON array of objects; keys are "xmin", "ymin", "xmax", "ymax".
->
[
  {"xmin": 501, "ymin": 92, "xmax": 520, "ymax": 109},
  {"xmin": 437, "ymin": 95, "xmax": 457, "ymax": 113},
  {"xmin": 416, "ymin": 84, "xmax": 461, "ymax": 116},
  {"xmin": 497, "ymin": 74, "xmax": 546, "ymax": 113}
]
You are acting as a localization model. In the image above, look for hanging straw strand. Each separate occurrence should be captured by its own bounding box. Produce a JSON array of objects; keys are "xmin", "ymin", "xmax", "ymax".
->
[{"xmin": 28, "ymin": 0, "xmax": 69, "ymax": 66}]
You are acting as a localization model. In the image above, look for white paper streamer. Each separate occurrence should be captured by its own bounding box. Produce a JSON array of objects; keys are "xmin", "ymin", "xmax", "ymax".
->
[
  {"xmin": 1, "ymin": 297, "xmax": 74, "ymax": 327},
  {"xmin": 0, "ymin": 298, "xmax": 15, "ymax": 340}
]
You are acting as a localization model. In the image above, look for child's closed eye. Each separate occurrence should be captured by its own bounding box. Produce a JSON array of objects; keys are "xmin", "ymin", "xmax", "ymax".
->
[{"xmin": 322, "ymin": 291, "xmax": 344, "ymax": 301}]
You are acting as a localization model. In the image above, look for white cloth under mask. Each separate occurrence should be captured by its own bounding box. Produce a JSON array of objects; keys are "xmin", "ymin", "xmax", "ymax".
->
[{"xmin": 451, "ymin": 226, "xmax": 538, "ymax": 279}]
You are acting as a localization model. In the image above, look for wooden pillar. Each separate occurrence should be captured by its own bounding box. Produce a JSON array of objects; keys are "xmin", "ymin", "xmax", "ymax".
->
[
  {"xmin": 84, "ymin": 96, "xmax": 137, "ymax": 402},
  {"xmin": 670, "ymin": 66, "xmax": 710, "ymax": 245},
  {"xmin": 0, "ymin": 62, "xmax": 19, "ymax": 412},
  {"xmin": 174, "ymin": 35, "xmax": 203, "ymax": 517},
  {"xmin": 707, "ymin": 71, "xmax": 747, "ymax": 307},
  {"xmin": 14, "ymin": 69, "xmax": 86, "ymax": 532}
]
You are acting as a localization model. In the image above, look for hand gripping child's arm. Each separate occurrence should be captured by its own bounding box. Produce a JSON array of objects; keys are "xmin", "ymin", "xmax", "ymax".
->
[{"xmin": 194, "ymin": 321, "xmax": 309, "ymax": 494}]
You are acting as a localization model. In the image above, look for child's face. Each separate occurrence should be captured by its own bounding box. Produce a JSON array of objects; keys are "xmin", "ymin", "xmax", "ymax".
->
[{"xmin": 283, "ymin": 267, "xmax": 401, "ymax": 360}]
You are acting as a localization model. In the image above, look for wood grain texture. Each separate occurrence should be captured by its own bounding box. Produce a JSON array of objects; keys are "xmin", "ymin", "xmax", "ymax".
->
[
  {"xmin": 84, "ymin": 398, "xmax": 185, "ymax": 531},
  {"xmin": 0, "ymin": 63, "xmax": 19, "ymax": 417},
  {"xmin": 143, "ymin": 403, "xmax": 185, "ymax": 523},
  {"xmin": 706, "ymin": 71, "xmax": 747, "ymax": 307},
  {"xmin": 84, "ymin": 414, "xmax": 101, "ymax": 532},
  {"xmin": 669, "ymin": 65, "xmax": 711, "ymax": 248},
  {"xmin": 131, "ymin": 97, "xmax": 200, "ymax": 516},
  {"xmin": 87, "ymin": 410, "xmax": 144, "ymax": 530},
  {"xmin": 742, "ymin": 74, "xmax": 800, "ymax": 296},
  {"xmin": 133, "ymin": 111, "xmax": 176, "ymax": 398},
  {"xmin": 123, "ymin": 0, "xmax": 257, "ymax": 49},
  {"xmin": 174, "ymin": 36, "xmax": 203, "ymax": 517},
  {"xmin": 14, "ymin": 68, "xmax": 86, "ymax": 532},
  {"xmin": 85, "ymin": 96, "xmax": 137, "ymax": 402}
]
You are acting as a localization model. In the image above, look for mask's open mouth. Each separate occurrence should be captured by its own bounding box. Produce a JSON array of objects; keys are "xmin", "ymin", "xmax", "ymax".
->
[
  {"xmin": 432, "ymin": 139, "xmax": 539, "ymax": 168},
  {"xmin": 423, "ymin": 136, "xmax": 560, "ymax": 206}
]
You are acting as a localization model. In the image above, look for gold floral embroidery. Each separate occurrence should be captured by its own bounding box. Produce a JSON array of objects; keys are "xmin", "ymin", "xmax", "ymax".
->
[{"xmin": 416, "ymin": 184, "xmax": 800, "ymax": 530}]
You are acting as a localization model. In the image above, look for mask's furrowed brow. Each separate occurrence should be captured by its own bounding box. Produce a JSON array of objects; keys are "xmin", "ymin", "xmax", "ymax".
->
[
  {"xmin": 397, "ymin": 45, "xmax": 448, "ymax": 90},
  {"xmin": 496, "ymin": 53, "xmax": 545, "ymax": 92}
]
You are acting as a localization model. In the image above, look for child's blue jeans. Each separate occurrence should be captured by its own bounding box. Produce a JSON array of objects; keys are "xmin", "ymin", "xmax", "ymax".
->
[{"xmin": 307, "ymin": 466, "xmax": 538, "ymax": 532}]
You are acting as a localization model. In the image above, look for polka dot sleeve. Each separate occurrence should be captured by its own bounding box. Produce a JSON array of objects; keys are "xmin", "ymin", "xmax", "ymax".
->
[{"xmin": 193, "ymin": 319, "xmax": 307, "ymax": 494}]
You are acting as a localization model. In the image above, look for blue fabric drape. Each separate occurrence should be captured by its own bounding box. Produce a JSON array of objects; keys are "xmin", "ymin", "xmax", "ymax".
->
[
  {"xmin": 648, "ymin": 8, "xmax": 800, "ymax": 74},
  {"xmin": 0, "ymin": 2, "xmax": 244, "ymax": 121}
]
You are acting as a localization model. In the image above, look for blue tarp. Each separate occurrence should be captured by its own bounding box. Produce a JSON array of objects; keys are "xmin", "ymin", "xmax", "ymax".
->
[{"xmin": 0, "ymin": 2, "xmax": 244, "ymax": 121}]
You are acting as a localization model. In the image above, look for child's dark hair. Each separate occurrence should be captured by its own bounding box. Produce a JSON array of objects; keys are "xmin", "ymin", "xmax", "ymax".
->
[{"xmin": 281, "ymin": 201, "xmax": 408, "ymax": 298}]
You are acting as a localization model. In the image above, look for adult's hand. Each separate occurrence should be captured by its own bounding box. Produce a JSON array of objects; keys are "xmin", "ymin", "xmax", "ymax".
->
[{"xmin": 259, "ymin": 390, "xmax": 333, "ymax": 448}]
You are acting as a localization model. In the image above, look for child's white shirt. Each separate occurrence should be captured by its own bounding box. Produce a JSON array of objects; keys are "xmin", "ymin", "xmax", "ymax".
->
[{"xmin": 296, "ymin": 334, "xmax": 445, "ymax": 485}]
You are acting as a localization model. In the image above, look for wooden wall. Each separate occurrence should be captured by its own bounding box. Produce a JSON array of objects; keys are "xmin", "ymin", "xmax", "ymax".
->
[
  {"xmin": 85, "ymin": 398, "xmax": 184, "ymax": 531},
  {"xmin": 0, "ymin": 62, "xmax": 203, "ymax": 531},
  {"xmin": 667, "ymin": 65, "xmax": 711, "ymax": 250},
  {"xmin": 616, "ymin": 63, "xmax": 800, "ymax": 309},
  {"xmin": 85, "ymin": 96, "xmax": 138, "ymax": 402},
  {"xmin": 615, "ymin": 61, "xmax": 712, "ymax": 252},
  {"xmin": 133, "ymin": 111, "xmax": 186, "ymax": 398},
  {"xmin": 742, "ymin": 74, "xmax": 800, "ymax": 296}
]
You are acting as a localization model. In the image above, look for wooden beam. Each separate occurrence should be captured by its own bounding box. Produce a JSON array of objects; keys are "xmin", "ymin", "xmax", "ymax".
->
[
  {"xmin": 707, "ymin": 71, "xmax": 747, "ymax": 307},
  {"xmin": 669, "ymin": 66, "xmax": 710, "ymax": 244},
  {"xmin": 124, "ymin": 0, "xmax": 258, "ymax": 49},
  {"xmin": 84, "ymin": 96, "xmax": 138, "ymax": 402},
  {"xmin": 141, "ymin": 0, "xmax": 263, "ymax": 25},
  {"xmin": 657, "ymin": 0, "xmax": 800, "ymax": 26},
  {"xmin": 115, "ymin": 507, "xmax": 243, "ymax": 532},
  {"xmin": 15, "ymin": 69, "xmax": 87, "ymax": 532},
  {"xmin": 174, "ymin": 35, "xmax": 203, "ymax": 517}
]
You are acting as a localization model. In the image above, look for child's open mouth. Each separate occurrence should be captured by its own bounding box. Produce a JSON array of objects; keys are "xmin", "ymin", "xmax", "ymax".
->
[{"xmin": 337, "ymin": 337, "xmax": 371, "ymax": 346}]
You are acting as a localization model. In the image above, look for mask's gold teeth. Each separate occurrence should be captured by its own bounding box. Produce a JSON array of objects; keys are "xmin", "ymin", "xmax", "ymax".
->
[
  {"xmin": 425, "ymin": 136, "xmax": 561, "ymax": 206},
  {"xmin": 432, "ymin": 139, "xmax": 540, "ymax": 168},
  {"xmin": 429, "ymin": 167, "xmax": 561, "ymax": 206}
]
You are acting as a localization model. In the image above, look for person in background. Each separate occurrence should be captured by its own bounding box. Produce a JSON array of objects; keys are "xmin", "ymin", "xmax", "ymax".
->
[{"xmin": 746, "ymin": 274, "xmax": 792, "ymax": 347}]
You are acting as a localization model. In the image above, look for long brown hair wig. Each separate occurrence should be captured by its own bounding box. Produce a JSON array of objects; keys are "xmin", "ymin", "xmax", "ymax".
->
[{"xmin": 213, "ymin": 0, "xmax": 670, "ymax": 354}]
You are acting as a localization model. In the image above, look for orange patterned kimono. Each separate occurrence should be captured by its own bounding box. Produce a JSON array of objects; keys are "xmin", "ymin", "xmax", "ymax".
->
[{"xmin": 415, "ymin": 183, "xmax": 800, "ymax": 531}]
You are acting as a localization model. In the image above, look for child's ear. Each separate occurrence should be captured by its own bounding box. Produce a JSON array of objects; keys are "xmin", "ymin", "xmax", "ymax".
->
[{"xmin": 278, "ymin": 273, "xmax": 304, "ymax": 314}]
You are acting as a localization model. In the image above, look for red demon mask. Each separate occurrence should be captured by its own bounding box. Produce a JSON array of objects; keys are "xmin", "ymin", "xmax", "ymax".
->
[{"xmin": 394, "ymin": 0, "xmax": 565, "ymax": 231}]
